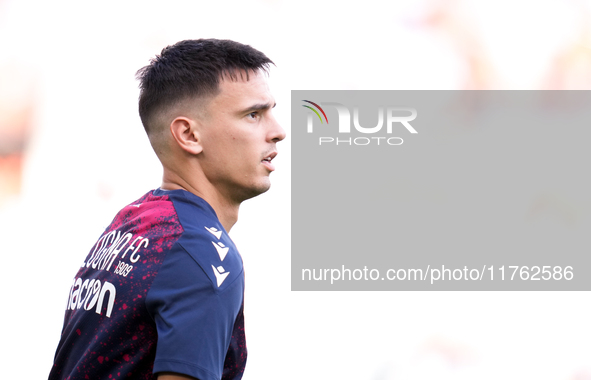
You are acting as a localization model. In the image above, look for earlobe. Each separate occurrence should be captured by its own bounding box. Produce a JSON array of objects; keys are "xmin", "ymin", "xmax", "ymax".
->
[{"xmin": 170, "ymin": 116, "xmax": 203, "ymax": 155}]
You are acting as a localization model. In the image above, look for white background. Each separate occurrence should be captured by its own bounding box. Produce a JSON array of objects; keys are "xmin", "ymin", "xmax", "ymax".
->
[{"xmin": 1, "ymin": 0, "xmax": 590, "ymax": 379}]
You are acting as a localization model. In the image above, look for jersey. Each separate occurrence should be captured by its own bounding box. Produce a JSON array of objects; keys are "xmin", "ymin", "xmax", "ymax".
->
[{"xmin": 49, "ymin": 189, "xmax": 247, "ymax": 380}]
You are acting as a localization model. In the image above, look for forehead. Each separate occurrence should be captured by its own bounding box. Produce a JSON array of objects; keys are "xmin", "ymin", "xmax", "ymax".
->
[{"xmin": 208, "ymin": 71, "xmax": 274, "ymax": 112}]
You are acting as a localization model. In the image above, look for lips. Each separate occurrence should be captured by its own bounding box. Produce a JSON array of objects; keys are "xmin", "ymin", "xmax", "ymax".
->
[{"xmin": 262, "ymin": 151, "xmax": 277, "ymax": 171}]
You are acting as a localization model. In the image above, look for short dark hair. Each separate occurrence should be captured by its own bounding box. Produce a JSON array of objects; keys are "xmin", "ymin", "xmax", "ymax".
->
[{"xmin": 136, "ymin": 39, "xmax": 274, "ymax": 134}]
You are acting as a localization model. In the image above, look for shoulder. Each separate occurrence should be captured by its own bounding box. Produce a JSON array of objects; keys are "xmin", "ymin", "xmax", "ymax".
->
[
  {"xmin": 151, "ymin": 189, "xmax": 219, "ymax": 231},
  {"xmin": 150, "ymin": 189, "xmax": 244, "ymax": 291}
]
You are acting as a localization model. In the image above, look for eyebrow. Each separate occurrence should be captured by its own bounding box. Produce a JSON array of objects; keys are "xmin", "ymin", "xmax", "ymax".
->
[{"xmin": 240, "ymin": 102, "xmax": 277, "ymax": 114}]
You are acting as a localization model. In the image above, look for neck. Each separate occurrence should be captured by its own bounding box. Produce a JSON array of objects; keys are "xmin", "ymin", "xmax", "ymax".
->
[{"xmin": 160, "ymin": 169, "xmax": 240, "ymax": 232}]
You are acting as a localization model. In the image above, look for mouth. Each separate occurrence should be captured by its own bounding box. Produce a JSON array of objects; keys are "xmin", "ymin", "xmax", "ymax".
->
[{"xmin": 262, "ymin": 152, "xmax": 277, "ymax": 171}]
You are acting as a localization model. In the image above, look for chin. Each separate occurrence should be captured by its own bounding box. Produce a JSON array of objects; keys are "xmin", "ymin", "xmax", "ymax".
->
[{"xmin": 238, "ymin": 181, "xmax": 271, "ymax": 202}]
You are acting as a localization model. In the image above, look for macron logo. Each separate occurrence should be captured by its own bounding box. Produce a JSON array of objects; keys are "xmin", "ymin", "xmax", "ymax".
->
[
  {"xmin": 212, "ymin": 265, "xmax": 230, "ymax": 287},
  {"xmin": 205, "ymin": 226, "xmax": 223, "ymax": 240},
  {"xmin": 211, "ymin": 241, "xmax": 229, "ymax": 261}
]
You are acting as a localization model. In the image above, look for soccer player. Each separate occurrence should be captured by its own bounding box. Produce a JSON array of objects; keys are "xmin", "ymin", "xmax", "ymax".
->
[{"xmin": 48, "ymin": 39, "xmax": 286, "ymax": 380}]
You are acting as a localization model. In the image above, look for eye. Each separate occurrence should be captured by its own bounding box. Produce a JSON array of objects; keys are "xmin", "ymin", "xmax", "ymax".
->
[{"xmin": 248, "ymin": 112, "xmax": 259, "ymax": 120}]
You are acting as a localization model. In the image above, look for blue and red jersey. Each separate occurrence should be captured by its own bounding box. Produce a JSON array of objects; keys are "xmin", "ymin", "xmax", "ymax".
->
[{"xmin": 49, "ymin": 189, "xmax": 247, "ymax": 380}]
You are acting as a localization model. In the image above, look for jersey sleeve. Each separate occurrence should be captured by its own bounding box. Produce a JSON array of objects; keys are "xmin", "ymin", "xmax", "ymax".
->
[{"xmin": 146, "ymin": 239, "xmax": 244, "ymax": 380}]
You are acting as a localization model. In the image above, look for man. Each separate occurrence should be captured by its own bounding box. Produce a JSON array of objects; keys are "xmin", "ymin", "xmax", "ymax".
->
[{"xmin": 48, "ymin": 39, "xmax": 286, "ymax": 380}]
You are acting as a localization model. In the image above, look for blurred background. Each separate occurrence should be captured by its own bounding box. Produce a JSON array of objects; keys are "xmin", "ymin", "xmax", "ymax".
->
[{"xmin": 1, "ymin": 0, "xmax": 591, "ymax": 378}]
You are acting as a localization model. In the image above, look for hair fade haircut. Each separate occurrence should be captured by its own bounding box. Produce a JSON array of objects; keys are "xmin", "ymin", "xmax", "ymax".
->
[{"xmin": 136, "ymin": 39, "xmax": 274, "ymax": 134}]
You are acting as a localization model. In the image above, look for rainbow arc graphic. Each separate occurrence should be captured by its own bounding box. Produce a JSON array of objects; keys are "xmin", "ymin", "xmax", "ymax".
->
[{"xmin": 302, "ymin": 100, "xmax": 328, "ymax": 124}]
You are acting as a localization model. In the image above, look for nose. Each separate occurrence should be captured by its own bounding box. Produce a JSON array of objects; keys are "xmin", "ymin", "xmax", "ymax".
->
[{"xmin": 268, "ymin": 115, "xmax": 286, "ymax": 143}]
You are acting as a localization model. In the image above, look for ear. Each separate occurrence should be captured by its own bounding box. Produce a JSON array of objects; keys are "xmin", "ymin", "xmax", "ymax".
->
[{"xmin": 169, "ymin": 116, "xmax": 203, "ymax": 155}]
